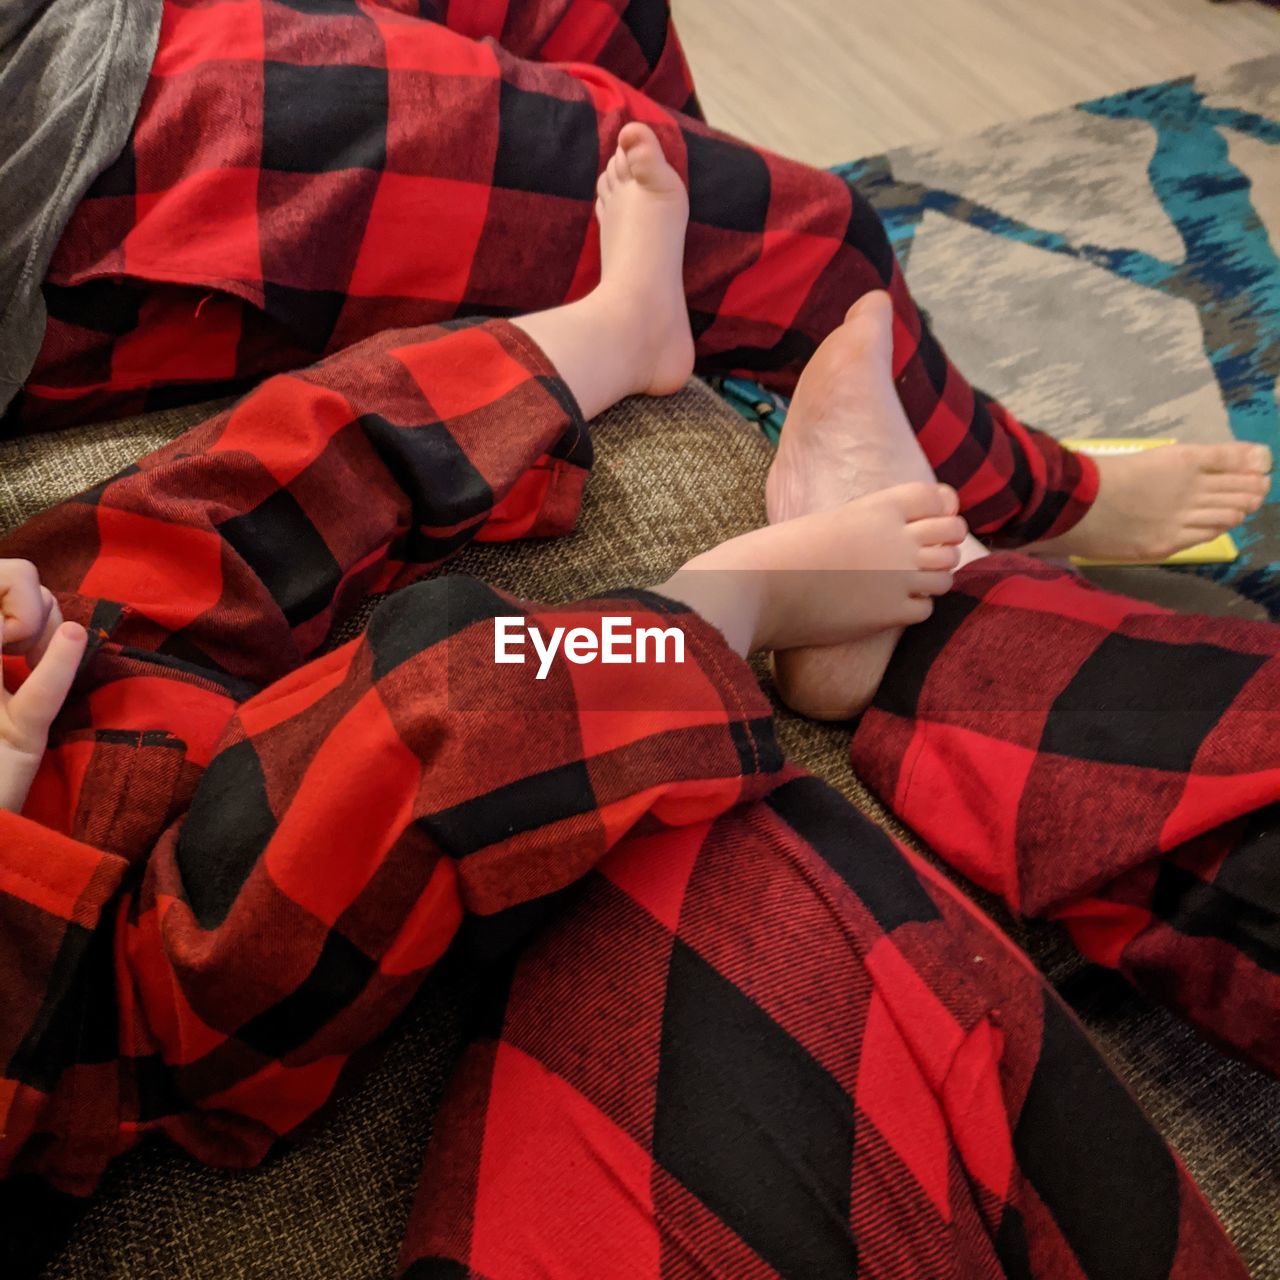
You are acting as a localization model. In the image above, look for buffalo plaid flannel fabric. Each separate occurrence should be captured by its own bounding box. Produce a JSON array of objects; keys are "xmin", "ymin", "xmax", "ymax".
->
[
  {"xmin": 851, "ymin": 554, "xmax": 1280, "ymax": 1075},
  {"xmin": 0, "ymin": 316, "xmax": 1244, "ymax": 1273},
  {"xmin": 0, "ymin": 316, "xmax": 789, "ymax": 1193},
  {"xmin": 400, "ymin": 774, "xmax": 1242, "ymax": 1279},
  {"xmin": 13, "ymin": 0, "xmax": 1096, "ymax": 544}
]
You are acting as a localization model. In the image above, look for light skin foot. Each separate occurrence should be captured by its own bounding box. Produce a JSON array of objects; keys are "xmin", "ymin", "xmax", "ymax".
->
[
  {"xmin": 1033, "ymin": 442, "xmax": 1272, "ymax": 562},
  {"xmin": 658, "ymin": 481, "xmax": 968, "ymax": 660},
  {"xmin": 511, "ymin": 122, "xmax": 694, "ymax": 420},
  {"xmin": 764, "ymin": 291, "xmax": 984, "ymax": 720}
]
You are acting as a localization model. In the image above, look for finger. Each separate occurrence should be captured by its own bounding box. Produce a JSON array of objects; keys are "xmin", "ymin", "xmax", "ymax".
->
[
  {"xmin": 0, "ymin": 560, "xmax": 47, "ymax": 650},
  {"xmin": 25, "ymin": 589, "xmax": 65, "ymax": 666},
  {"xmin": 10, "ymin": 622, "xmax": 87, "ymax": 735}
]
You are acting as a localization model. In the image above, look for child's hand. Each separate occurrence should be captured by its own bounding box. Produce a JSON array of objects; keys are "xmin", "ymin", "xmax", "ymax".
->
[
  {"xmin": 0, "ymin": 558, "xmax": 66, "ymax": 662},
  {"xmin": 0, "ymin": 561, "xmax": 88, "ymax": 813}
]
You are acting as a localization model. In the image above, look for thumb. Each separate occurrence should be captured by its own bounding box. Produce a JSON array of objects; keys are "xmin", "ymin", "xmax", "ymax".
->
[{"xmin": 10, "ymin": 621, "xmax": 87, "ymax": 736}]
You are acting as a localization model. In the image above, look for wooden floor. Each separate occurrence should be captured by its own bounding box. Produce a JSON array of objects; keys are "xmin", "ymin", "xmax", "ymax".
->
[{"xmin": 677, "ymin": 0, "xmax": 1280, "ymax": 164}]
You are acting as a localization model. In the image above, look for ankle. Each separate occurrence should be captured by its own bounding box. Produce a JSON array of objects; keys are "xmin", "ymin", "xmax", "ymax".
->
[
  {"xmin": 656, "ymin": 559, "xmax": 768, "ymax": 659},
  {"xmin": 580, "ymin": 286, "xmax": 655, "ymax": 395}
]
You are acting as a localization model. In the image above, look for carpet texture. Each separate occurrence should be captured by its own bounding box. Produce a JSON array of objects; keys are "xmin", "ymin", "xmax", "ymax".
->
[{"xmin": 724, "ymin": 53, "xmax": 1280, "ymax": 619}]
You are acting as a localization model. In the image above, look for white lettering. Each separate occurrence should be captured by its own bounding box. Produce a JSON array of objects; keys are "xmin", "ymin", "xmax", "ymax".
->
[
  {"xmin": 493, "ymin": 617, "xmax": 525, "ymax": 663},
  {"xmin": 493, "ymin": 616, "xmax": 685, "ymax": 677},
  {"xmin": 528, "ymin": 624, "xmax": 562, "ymax": 680},
  {"xmin": 563, "ymin": 627, "xmax": 599, "ymax": 664},
  {"xmin": 635, "ymin": 625, "xmax": 685, "ymax": 665},
  {"xmin": 600, "ymin": 616, "xmax": 632, "ymax": 663}
]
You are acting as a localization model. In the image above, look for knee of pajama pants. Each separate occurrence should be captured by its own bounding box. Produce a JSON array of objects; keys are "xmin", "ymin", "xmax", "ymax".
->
[{"xmin": 395, "ymin": 776, "xmax": 1233, "ymax": 1278}]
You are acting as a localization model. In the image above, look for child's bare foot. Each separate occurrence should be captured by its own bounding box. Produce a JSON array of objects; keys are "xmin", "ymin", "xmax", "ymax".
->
[
  {"xmin": 595, "ymin": 122, "xmax": 694, "ymax": 398},
  {"xmin": 1032, "ymin": 442, "xmax": 1272, "ymax": 562},
  {"xmin": 659, "ymin": 482, "xmax": 967, "ymax": 660},
  {"xmin": 763, "ymin": 292, "xmax": 977, "ymax": 719}
]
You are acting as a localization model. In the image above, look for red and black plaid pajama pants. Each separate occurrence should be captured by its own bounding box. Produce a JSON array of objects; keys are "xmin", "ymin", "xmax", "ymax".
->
[
  {"xmin": 0, "ymin": 319, "xmax": 1245, "ymax": 1276},
  {"xmin": 851, "ymin": 564, "xmax": 1280, "ymax": 1079},
  {"xmin": 14, "ymin": 0, "xmax": 1097, "ymax": 544}
]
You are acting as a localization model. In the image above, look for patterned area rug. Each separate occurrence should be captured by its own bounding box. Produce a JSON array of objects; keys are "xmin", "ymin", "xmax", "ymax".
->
[{"xmin": 722, "ymin": 53, "xmax": 1280, "ymax": 616}]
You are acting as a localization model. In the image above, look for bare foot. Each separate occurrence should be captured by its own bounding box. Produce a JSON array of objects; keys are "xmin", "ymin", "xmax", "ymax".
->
[
  {"xmin": 660, "ymin": 482, "xmax": 968, "ymax": 658},
  {"xmin": 766, "ymin": 292, "xmax": 935, "ymax": 523},
  {"xmin": 594, "ymin": 122, "xmax": 695, "ymax": 397},
  {"xmin": 764, "ymin": 291, "xmax": 980, "ymax": 719},
  {"xmin": 1034, "ymin": 442, "xmax": 1272, "ymax": 561}
]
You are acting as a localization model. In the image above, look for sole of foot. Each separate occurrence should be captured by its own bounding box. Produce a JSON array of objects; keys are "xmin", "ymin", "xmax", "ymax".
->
[
  {"xmin": 765, "ymin": 291, "xmax": 967, "ymax": 720},
  {"xmin": 594, "ymin": 122, "xmax": 695, "ymax": 398},
  {"xmin": 766, "ymin": 292, "xmax": 936, "ymax": 524},
  {"xmin": 1034, "ymin": 441, "xmax": 1272, "ymax": 562}
]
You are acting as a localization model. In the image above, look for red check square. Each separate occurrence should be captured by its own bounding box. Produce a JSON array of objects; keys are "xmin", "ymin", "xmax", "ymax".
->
[{"xmin": 348, "ymin": 175, "xmax": 491, "ymax": 303}]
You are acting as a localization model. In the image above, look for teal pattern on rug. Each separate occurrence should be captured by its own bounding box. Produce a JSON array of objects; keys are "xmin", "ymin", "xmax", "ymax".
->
[{"xmin": 719, "ymin": 55, "xmax": 1280, "ymax": 616}]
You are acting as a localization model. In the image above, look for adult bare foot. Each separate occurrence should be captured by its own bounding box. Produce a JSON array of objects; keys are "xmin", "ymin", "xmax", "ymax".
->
[
  {"xmin": 659, "ymin": 482, "xmax": 968, "ymax": 659},
  {"xmin": 594, "ymin": 122, "xmax": 694, "ymax": 397},
  {"xmin": 764, "ymin": 291, "xmax": 982, "ymax": 719},
  {"xmin": 1033, "ymin": 442, "xmax": 1272, "ymax": 562},
  {"xmin": 766, "ymin": 292, "xmax": 935, "ymax": 522}
]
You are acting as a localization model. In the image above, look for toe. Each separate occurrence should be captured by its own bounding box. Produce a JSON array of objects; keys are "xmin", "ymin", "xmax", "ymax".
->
[
  {"xmin": 1205, "ymin": 472, "xmax": 1269, "ymax": 499},
  {"xmin": 618, "ymin": 121, "xmax": 658, "ymax": 164},
  {"xmin": 1201, "ymin": 443, "xmax": 1272, "ymax": 475},
  {"xmin": 910, "ymin": 514, "xmax": 968, "ymax": 547},
  {"xmin": 890, "ymin": 482, "xmax": 958, "ymax": 521},
  {"xmin": 1188, "ymin": 506, "xmax": 1248, "ymax": 532},
  {"xmin": 899, "ymin": 595, "xmax": 936, "ymax": 626},
  {"xmin": 1206, "ymin": 488, "xmax": 1265, "ymax": 514},
  {"xmin": 845, "ymin": 290, "xmax": 892, "ymax": 326},
  {"xmin": 918, "ymin": 544, "xmax": 962, "ymax": 572},
  {"xmin": 618, "ymin": 121, "xmax": 649, "ymax": 150},
  {"xmin": 910, "ymin": 569, "xmax": 955, "ymax": 598}
]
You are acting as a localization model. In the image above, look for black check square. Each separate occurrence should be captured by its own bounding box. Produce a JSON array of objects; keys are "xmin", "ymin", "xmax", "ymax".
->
[
  {"xmin": 262, "ymin": 281, "xmax": 348, "ymax": 352},
  {"xmin": 262, "ymin": 61, "xmax": 388, "ymax": 173},
  {"xmin": 220, "ymin": 487, "xmax": 344, "ymax": 626},
  {"xmin": 359, "ymin": 412, "xmax": 493, "ymax": 529},
  {"xmin": 176, "ymin": 739, "xmax": 276, "ymax": 929},
  {"xmin": 654, "ymin": 940, "xmax": 856, "ymax": 1278},
  {"xmin": 622, "ymin": 0, "xmax": 669, "ymax": 65},
  {"xmin": 1040, "ymin": 633, "xmax": 1266, "ymax": 773},
  {"xmin": 493, "ymin": 82, "xmax": 599, "ymax": 201},
  {"xmin": 684, "ymin": 131, "xmax": 771, "ymax": 233}
]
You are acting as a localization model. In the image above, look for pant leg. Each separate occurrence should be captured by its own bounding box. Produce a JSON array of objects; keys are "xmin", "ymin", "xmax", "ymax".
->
[
  {"xmin": 850, "ymin": 553, "xmax": 1280, "ymax": 1075},
  {"xmin": 399, "ymin": 774, "xmax": 1241, "ymax": 1279},
  {"xmin": 18, "ymin": 0, "xmax": 1093, "ymax": 544},
  {"xmin": 2, "ymin": 574, "xmax": 791, "ymax": 1193},
  {"xmin": 438, "ymin": 0, "xmax": 701, "ymax": 112},
  {"xmin": 6, "ymin": 317, "xmax": 590, "ymax": 687}
]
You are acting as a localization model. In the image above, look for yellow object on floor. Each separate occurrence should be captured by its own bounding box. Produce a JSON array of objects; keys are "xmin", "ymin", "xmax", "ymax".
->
[{"xmin": 1061, "ymin": 437, "xmax": 1240, "ymax": 567}]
